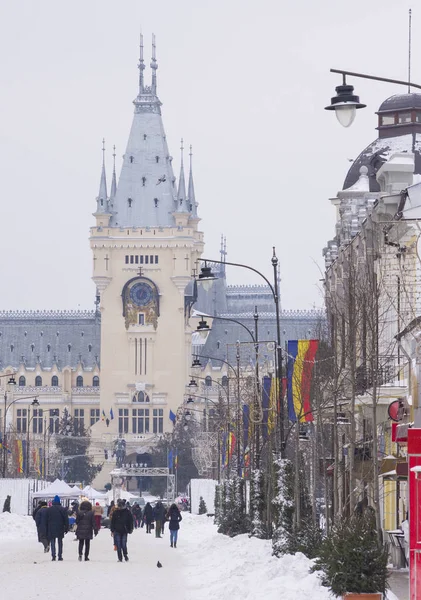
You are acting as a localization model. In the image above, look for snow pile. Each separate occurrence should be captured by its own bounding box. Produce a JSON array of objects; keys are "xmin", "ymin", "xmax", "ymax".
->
[
  {"xmin": 183, "ymin": 514, "xmax": 330, "ymax": 600},
  {"xmin": 182, "ymin": 514, "xmax": 400, "ymax": 600},
  {"xmin": 0, "ymin": 512, "xmax": 36, "ymax": 539}
]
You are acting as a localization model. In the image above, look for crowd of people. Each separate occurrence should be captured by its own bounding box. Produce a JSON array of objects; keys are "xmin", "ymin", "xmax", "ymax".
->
[{"xmin": 32, "ymin": 495, "xmax": 183, "ymax": 562}]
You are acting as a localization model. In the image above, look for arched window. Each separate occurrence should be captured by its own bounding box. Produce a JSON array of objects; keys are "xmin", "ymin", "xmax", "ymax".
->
[
  {"xmin": 76, "ymin": 376, "xmax": 83, "ymax": 388},
  {"xmin": 221, "ymin": 375, "xmax": 228, "ymax": 387},
  {"xmin": 135, "ymin": 391, "xmax": 150, "ymax": 403},
  {"xmin": 205, "ymin": 376, "xmax": 212, "ymax": 387},
  {"xmin": 51, "ymin": 376, "xmax": 58, "ymax": 386},
  {"xmin": 35, "ymin": 376, "xmax": 42, "ymax": 387},
  {"xmin": 19, "ymin": 375, "xmax": 26, "ymax": 386},
  {"xmin": 93, "ymin": 376, "xmax": 99, "ymax": 387}
]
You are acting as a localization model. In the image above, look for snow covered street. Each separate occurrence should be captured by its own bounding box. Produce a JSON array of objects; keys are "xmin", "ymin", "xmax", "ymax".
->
[{"xmin": 0, "ymin": 512, "xmax": 401, "ymax": 600}]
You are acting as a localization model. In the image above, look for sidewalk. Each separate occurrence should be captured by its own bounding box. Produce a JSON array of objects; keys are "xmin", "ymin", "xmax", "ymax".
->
[{"xmin": 389, "ymin": 569, "xmax": 409, "ymax": 600}]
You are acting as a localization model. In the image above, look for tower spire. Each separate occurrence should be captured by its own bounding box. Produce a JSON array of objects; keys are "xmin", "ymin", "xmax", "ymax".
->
[
  {"xmin": 139, "ymin": 31, "xmax": 145, "ymax": 94},
  {"xmin": 96, "ymin": 138, "xmax": 108, "ymax": 212},
  {"xmin": 177, "ymin": 138, "xmax": 187, "ymax": 212},
  {"xmin": 151, "ymin": 33, "xmax": 158, "ymax": 95},
  {"xmin": 110, "ymin": 145, "xmax": 117, "ymax": 202},
  {"xmin": 188, "ymin": 144, "xmax": 197, "ymax": 216}
]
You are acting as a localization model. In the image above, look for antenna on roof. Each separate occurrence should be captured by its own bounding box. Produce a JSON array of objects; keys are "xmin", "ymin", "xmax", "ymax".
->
[{"xmin": 408, "ymin": 8, "xmax": 412, "ymax": 93}]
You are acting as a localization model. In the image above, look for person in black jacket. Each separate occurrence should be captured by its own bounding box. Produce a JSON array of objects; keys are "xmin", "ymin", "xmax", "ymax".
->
[
  {"xmin": 167, "ymin": 503, "xmax": 182, "ymax": 548},
  {"xmin": 46, "ymin": 495, "xmax": 69, "ymax": 561},
  {"xmin": 110, "ymin": 499, "xmax": 134, "ymax": 562},
  {"xmin": 143, "ymin": 502, "xmax": 153, "ymax": 534},
  {"xmin": 152, "ymin": 500, "xmax": 165, "ymax": 538},
  {"xmin": 76, "ymin": 500, "xmax": 98, "ymax": 561},
  {"xmin": 34, "ymin": 501, "xmax": 49, "ymax": 552}
]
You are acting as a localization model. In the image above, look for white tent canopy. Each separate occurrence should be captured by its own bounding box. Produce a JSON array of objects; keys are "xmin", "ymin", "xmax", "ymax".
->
[
  {"xmin": 82, "ymin": 485, "xmax": 107, "ymax": 500},
  {"xmin": 32, "ymin": 479, "xmax": 82, "ymax": 499},
  {"xmin": 105, "ymin": 489, "xmax": 137, "ymax": 502}
]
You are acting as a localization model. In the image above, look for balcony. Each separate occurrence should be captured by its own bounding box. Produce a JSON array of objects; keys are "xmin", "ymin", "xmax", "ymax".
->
[
  {"xmin": 356, "ymin": 357, "xmax": 402, "ymax": 395},
  {"xmin": 71, "ymin": 386, "xmax": 100, "ymax": 395}
]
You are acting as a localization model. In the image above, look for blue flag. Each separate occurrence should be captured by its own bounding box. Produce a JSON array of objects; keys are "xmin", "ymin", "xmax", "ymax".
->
[
  {"xmin": 168, "ymin": 449, "xmax": 173, "ymax": 470},
  {"xmin": 110, "ymin": 408, "xmax": 114, "ymax": 420},
  {"xmin": 169, "ymin": 409, "xmax": 176, "ymax": 424}
]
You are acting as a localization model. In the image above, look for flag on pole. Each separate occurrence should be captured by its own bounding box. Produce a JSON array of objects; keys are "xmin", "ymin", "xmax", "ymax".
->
[
  {"xmin": 261, "ymin": 376, "xmax": 271, "ymax": 440},
  {"xmin": 174, "ymin": 449, "xmax": 178, "ymax": 469},
  {"xmin": 169, "ymin": 409, "xmax": 176, "ymax": 425},
  {"xmin": 0, "ymin": 435, "xmax": 11, "ymax": 453},
  {"xmin": 101, "ymin": 410, "xmax": 106, "ymax": 422},
  {"xmin": 287, "ymin": 340, "xmax": 319, "ymax": 422},
  {"xmin": 168, "ymin": 449, "xmax": 173, "ymax": 470},
  {"xmin": 16, "ymin": 440, "xmax": 23, "ymax": 473},
  {"xmin": 110, "ymin": 408, "xmax": 114, "ymax": 420}
]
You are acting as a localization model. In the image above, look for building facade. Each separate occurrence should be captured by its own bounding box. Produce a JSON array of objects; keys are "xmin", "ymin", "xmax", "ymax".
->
[{"xmin": 0, "ymin": 36, "xmax": 323, "ymax": 482}]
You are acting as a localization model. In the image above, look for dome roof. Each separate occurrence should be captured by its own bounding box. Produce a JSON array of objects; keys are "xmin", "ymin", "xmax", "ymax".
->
[{"xmin": 377, "ymin": 93, "xmax": 421, "ymax": 113}]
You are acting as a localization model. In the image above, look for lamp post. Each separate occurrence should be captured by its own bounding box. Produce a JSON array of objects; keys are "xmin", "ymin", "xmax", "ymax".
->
[
  {"xmin": 325, "ymin": 68, "xmax": 421, "ymax": 127},
  {"xmin": 197, "ymin": 252, "xmax": 285, "ymax": 456}
]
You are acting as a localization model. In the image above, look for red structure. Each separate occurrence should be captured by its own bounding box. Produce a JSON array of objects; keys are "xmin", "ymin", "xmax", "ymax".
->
[{"xmin": 407, "ymin": 428, "xmax": 421, "ymax": 600}]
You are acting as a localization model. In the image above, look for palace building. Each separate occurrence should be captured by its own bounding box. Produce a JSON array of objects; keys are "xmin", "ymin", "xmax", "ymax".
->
[{"xmin": 0, "ymin": 36, "xmax": 322, "ymax": 481}]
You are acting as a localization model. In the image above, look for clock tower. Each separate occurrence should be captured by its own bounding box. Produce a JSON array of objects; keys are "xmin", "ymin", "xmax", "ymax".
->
[{"xmin": 89, "ymin": 35, "xmax": 203, "ymax": 447}]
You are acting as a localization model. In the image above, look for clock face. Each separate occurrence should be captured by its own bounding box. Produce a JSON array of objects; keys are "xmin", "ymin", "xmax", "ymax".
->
[{"xmin": 130, "ymin": 282, "xmax": 153, "ymax": 307}]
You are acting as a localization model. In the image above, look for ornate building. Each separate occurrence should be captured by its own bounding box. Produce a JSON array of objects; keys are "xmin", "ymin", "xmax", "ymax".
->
[{"xmin": 0, "ymin": 35, "xmax": 323, "ymax": 482}]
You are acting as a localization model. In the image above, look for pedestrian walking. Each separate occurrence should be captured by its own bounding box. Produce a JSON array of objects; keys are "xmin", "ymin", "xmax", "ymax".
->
[
  {"xmin": 110, "ymin": 499, "xmax": 134, "ymax": 562},
  {"xmin": 167, "ymin": 503, "xmax": 182, "ymax": 548},
  {"xmin": 76, "ymin": 500, "xmax": 98, "ymax": 561},
  {"xmin": 46, "ymin": 495, "xmax": 69, "ymax": 561},
  {"xmin": 132, "ymin": 503, "xmax": 142, "ymax": 529},
  {"xmin": 93, "ymin": 502, "xmax": 103, "ymax": 531},
  {"xmin": 143, "ymin": 502, "xmax": 153, "ymax": 534},
  {"xmin": 32, "ymin": 500, "xmax": 44, "ymax": 521},
  {"xmin": 34, "ymin": 501, "xmax": 49, "ymax": 553},
  {"xmin": 107, "ymin": 500, "xmax": 115, "ymax": 517},
  {"xmin": 153, "ymin": 500, "xmax": 165, "ymax": 538}
]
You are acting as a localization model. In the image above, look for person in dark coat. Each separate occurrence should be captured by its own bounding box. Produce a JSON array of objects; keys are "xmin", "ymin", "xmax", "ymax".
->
[
  {"xmin": 143, "ymin": 502, "xmax": 153, "ymax": 534},
  {"xmin": 34, "ymin": 501, "xmax": 49, "ymax": 552},
  {"xmin": 167, "ymin": 503, "xmax": 182, "ymax": 548},
  {"xmin": 107, "ymin": 500, "xmax": 115, "ymax": 517},
  {"xmin": 46, "ymin": 495, "xmax": 69, "ymax": 561},
  {"xmin": 110, "ymin": 499, "xmax": 134, "ymax": 562},
  {"xmin": 132, "ymin": 503, "xmax": 142, "ymax": 529},
  {"xmin": 152, "ymin": 500, "xmax": 165, "ymax": 538},
  {"xmin": 32, "ymin": 500, "xmax": 44, "ymax": 521},
  {"xmin": 76, "ymin": 500, "xmax": 98, "ymax": 561}
]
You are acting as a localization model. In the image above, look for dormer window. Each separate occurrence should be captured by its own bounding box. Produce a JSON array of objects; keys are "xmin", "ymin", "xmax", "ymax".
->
[
  {"xmin": 154, "ymin": 198, "xmax": 158, "ymax": 207},
  {"xmin": 381, "ymin": 115, "xmax": 395, "ymax": 126},
  {"xmin": 155, "ymin": 156, "xmax": 160, "ymax": 163},
  {"xmin": 143, "ymin": 134, "xmax": 147, "ymax": 140},
  {"xmin": 128, "ymin": 198, "xmax": 133, "ymax": 208},
  {"xmin": 129, "ymin": 155, "xmax": 134, "ymax": 163},
  {"xmin": 398, "ymin": 112, "xmax": 412, "ymax": 124},
  {"xmin": 100, "ymin": 199, "xmax": 104, "ymax": 206},
  {"xmin": 142, "ymin": 176, "xmax": 146, "ymax": 186}
]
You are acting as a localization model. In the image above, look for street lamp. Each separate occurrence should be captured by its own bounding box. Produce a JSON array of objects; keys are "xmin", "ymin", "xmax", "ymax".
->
[
  {"xmin": 188, "ymin": 378, "xmax": 198, "ymax": 389},
  {"xmin": 197, "ymin": 249, "xmax": 285, "ymax": 456},
  {"xmin": 324, "ymin": 77, "xmax": 365, "ymax": 128},
  {"xmin": 197, "ymin": 262, "xmax": 217, "ymax": 292},
  {"xmin": 326, "ymin": 68, "xmax": 421, "ymax": 128},
  {"xmin": 196, "ymin": 318, "xmax": 211, "ymax": 340}
]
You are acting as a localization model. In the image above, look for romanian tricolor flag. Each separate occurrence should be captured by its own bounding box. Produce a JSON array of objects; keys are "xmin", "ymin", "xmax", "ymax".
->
[
  {"xmin": 287, "ymin": 340, "xmax": 319, "ymax": 423},
  {"xmin": 101, "ymin": 410, "xmax": 106, "ymax": 422},
  {"xmin": 16, "ymin": 440, "xmax": 24, "ymax": 473}
]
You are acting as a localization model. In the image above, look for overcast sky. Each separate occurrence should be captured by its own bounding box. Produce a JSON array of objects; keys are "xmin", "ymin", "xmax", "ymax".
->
[{"xmin": 0, "ymin": 0, "xmax": 418, "ymax": 311}]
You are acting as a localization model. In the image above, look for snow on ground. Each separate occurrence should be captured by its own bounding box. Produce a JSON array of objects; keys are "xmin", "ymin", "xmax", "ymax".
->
[
  {"xmin": 0, "ymin": 510, "xmax": 401, "ymax": 600},
  {"xmin": 0, "ymin": 511, "xmax": 36, "ymax": 539}
]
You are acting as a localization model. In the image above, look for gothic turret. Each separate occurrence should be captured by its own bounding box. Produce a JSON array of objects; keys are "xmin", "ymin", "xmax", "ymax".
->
[
  {"xmin": 188, "ymin": 145, "xmax": 198, "ymax": 217},
  {"xmin": 176, "ymin": 139, "xmax": 188, "ymax": 213},
  {"xmin": 96, "ymin": 139, "xmax": 108, "ymax": 214},
  {"xmin": 109, "ymin": 145, "xmax": 117, "ymax": 207},
  {"xmin": 109, "ymin": 34, "xmax": 177, "ymax": 228}
]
